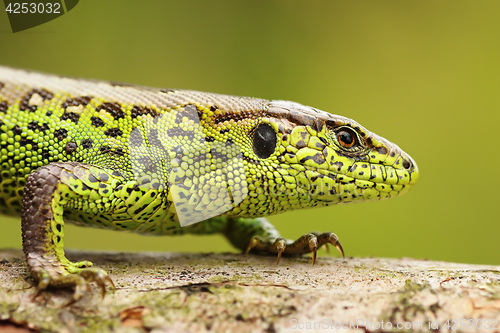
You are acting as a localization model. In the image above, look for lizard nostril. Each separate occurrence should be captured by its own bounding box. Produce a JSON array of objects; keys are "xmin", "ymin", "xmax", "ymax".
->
[{"xmin": 402, "ymin": 159, "xmax": 412, "ymax": 170}]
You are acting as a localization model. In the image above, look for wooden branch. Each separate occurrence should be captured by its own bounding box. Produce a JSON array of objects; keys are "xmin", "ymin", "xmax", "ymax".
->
[{"xmin": 0, "ymin": 249, "xmax": 499, "ymax": 332}]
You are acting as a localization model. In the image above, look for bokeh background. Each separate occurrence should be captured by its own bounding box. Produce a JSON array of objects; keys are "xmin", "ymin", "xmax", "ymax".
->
[{"xmin": 0, "ymin": 1, "xmax": 499, "ymax": 265}]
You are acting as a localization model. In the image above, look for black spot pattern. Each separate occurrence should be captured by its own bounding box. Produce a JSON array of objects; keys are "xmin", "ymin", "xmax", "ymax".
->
[
  {"xmin": 81, "ymin": 139, "xmax": 93, "ymax": 149},
  {"xmin": 131, "ymin": 105, "xmax": 159, "ymax": 118},
  {"xmin": 375, "ymin": 146, "xmax": 388, "ymax": 155},
  {"xmin": 28, "ymin": 121, "xmax": 49, "ymax": 132},
  {"xmin": 112, "ymin": 148, "xmax": 125, "ymax": 156},
  {"xmin": 243, "ymin": 155, "xmax": 261, "ymax": 165},
  {"xmin": 298, "ymin": 153, "xmax": 326, "ymax": 165},
  {"xmin": 96, "ymin": 102, "xmax": 124, "ymax": 120},
  {"xmin": 62, "ymin": 96, "xmax": 91, "ymax": 109},
  {"xmin": 332, "ymin": 161, "xmax": 344, "ymax": 171},
  {"xmin": 0, "ymin": 101, "xmax": 8, "ymax": 113},
  {"xmin": 104, "ymin": 128, "xmax": 123, "ymax": 137},
  {"xmin": 54, "ymin": 129, "xmax": 68, "ymax": 141},
  {"xmin": 295, "ymin": 140, "xmax": 307, "ymax": 149},
  {"xmin": 19, "ymin": 137, "xmax": 37, "ymax": 147},
  {"xmin": 41, "ymin": 149, "xmax": 50, "ymax": 160},
  {"xmin": 213, "ymin": 112, "xmax": 234, "ymax": 124},
  {"xmin": 91, "ymin": 116, "xmax": 105, "ymax": 127},
  {"xmin": 100, "ymin": 145, "xmax": 112, "ymax": 154},
  {"xmin": 99, "ymin": 173, "xmax": 109, "ymax": 182},
  {"xmin": 13, "ymin": 125, "xmax": 23, "ymax": 135},
  {"xmin": 60, "ymin": 111, "xmax": 81, "ymax": 124}
]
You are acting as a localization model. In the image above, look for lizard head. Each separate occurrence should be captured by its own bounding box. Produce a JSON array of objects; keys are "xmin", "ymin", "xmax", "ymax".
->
[
  {"xmin": 258, "ymin": 100, "xmax": 419, "ymax": 206},
  {"xmin": 214, "ymin": 99, "xmax": 419, "ymax": 215}
]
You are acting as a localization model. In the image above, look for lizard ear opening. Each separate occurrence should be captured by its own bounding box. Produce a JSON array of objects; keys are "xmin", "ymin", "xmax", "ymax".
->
[{"xmin": 252, "ymin": 123, "xmax": 277, "ymax": 159}]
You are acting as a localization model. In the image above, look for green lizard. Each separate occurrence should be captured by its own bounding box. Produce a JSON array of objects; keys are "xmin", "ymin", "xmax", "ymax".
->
[{"xmin": 0, "ymin": 66, "xmax": 419, "ymax": 302}]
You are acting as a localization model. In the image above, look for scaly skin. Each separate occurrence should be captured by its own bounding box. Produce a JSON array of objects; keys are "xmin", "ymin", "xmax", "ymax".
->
[{"xmin": 0, "ymin": 66, "xmax": 419, "ymax": 302}]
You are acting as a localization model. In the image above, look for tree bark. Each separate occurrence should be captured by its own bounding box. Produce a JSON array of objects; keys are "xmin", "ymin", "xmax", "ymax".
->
[{"xmin": 0, "ymin": 249, "xmax": 499, "ymax": 332}]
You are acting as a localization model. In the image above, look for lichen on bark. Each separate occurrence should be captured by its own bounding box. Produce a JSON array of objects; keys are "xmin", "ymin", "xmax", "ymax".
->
[{"xmin": 0, "ymin": 249, "xmax": 499, "ymax": 332}]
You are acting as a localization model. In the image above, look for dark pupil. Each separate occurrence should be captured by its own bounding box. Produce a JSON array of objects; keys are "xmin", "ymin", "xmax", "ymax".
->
[
  {"xmin": 339, "ymin": 131, "xmax": 353, "ymax": 145},
  {"xmin": 252, "ymin": 123, "xmax": 277, "ymax": 159}
]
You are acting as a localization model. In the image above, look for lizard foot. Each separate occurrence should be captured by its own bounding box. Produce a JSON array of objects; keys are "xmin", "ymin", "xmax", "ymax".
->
[
  {"xmin": 245, "ymin": 231, "xmax": 345, "ymax": 265},
  {"xmin": 31, "ymin": 259, "xmax": 115, "ymax": 306}
]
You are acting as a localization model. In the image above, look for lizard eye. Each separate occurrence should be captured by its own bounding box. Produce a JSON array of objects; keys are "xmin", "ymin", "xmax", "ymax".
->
[
  {"xmin": 252, "ymin": 123, "xmax": 277, "ymax": 159},
  {"xmin": 337, "ymin": 128, "xmax": 357, "ymax": 149}
]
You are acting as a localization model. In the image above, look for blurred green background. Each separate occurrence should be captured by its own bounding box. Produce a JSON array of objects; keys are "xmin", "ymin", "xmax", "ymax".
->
[{"xmin": 0, "ymin": 1, "xmax": 499, "ymax": 265}]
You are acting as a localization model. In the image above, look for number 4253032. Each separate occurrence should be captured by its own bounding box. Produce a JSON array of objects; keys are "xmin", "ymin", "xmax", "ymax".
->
[
  {"xmin": 5, "ymin": 2, "xmax": 61, "ymax": 14},
  {"xmin": 444, "ymin": 319, "xmax": 498, "ymax": 330}
]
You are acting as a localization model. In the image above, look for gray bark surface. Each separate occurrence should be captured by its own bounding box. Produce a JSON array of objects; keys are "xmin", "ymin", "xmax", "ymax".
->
[{"xmin": 0, "ymin": 249, "xmax": 499, "ymax": 332}]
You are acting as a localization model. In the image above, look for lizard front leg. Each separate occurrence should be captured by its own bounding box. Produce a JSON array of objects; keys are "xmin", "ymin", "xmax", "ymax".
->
[
  {"xmin": 224, "ymin": 217, "xmax": 344, "ymax": 264},
  {"xmin": 22, "ymin": 162, "xmax": 116, "ymax": 304}
]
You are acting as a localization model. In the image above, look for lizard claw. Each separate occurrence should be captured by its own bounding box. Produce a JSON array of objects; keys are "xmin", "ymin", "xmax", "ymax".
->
[
  {"xmin": 327, "ymin": 233, "xmax": 345, "ymax": 260},
  {"xmin": 245, "ymin": 236, "xmax": 289, "ymax": 265},
  {"xmin": 245, "ymin": 236, "xmax": 260, "ymax": 255},
  {"xmin": 80, "ymin": 268, "xmax": 116, "ymax": 299},
  {"xmin": 275, "ymin": 238, "xmax": 287, "ymax": 265},
  {"xmin": 308, "ymin": 235, "xmax": 318, "ymax": 265}
]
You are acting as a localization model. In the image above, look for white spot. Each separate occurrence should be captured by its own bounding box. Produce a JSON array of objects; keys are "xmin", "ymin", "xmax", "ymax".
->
[
  {"xmin": 67, "ymin": 105, "xmax": 84, "ymax": 114},
  {"xmin": 28, "ymin": 93, "xmax": 43, "ymax": 106}
]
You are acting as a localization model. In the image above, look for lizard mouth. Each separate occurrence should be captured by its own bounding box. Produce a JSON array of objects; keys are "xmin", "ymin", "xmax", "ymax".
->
[
  {"xmin": 304, "ymin": 152, "xmax": 419, "ymax": 204},
  {"xmin": 280, "ymin": 141, "xmax": 419, "ymax": 204}
]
